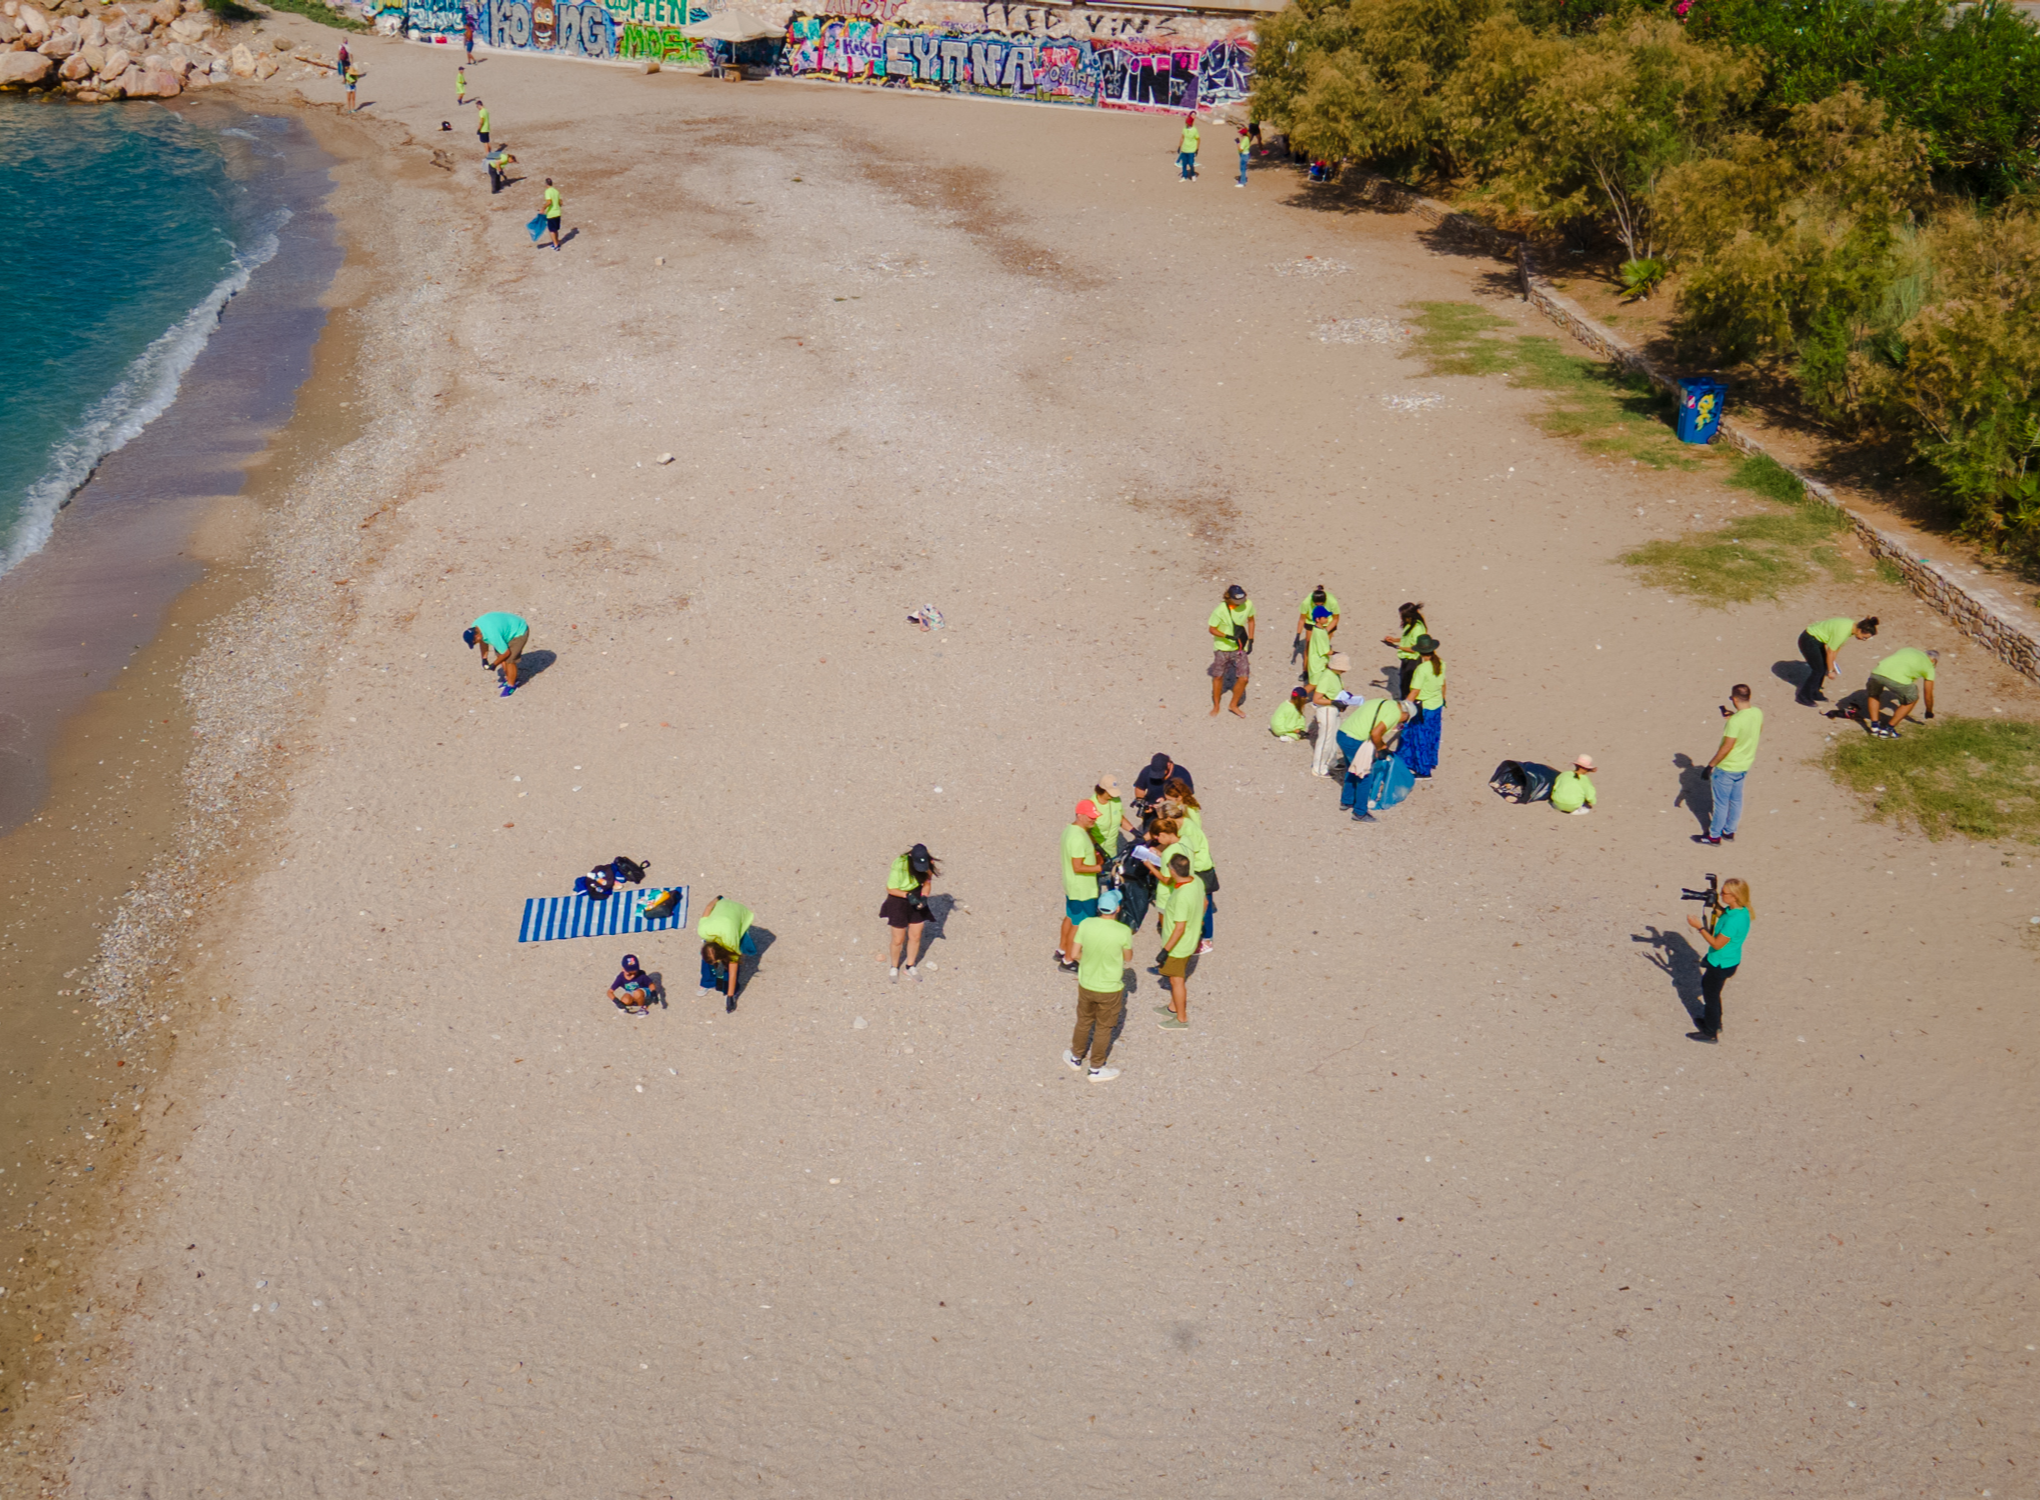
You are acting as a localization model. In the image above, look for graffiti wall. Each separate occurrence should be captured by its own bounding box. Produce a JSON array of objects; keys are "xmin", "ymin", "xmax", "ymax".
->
[
  {"xmin": 776, "ymin": 6, "xmax": 1252, "ymax": 112},
  {"xmin": 404, "ymin": 0, "xmax": 1255, "ymax": 113}
]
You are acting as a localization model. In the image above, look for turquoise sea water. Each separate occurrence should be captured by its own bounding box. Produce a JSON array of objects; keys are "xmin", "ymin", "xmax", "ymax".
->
[{"xmin": 0, "ymin": 98, "xmax": 282, "ymax": 574}]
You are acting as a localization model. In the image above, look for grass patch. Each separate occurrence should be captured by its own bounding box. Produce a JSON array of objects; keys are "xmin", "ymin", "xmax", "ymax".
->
[
  {"xmin": 1727, "ymin": 451, "xmax": 1808, "ymax": 506},
  {"xmin": 1408, "ymin": 302, "xmax": 1703, "ymax": 470},
  {"xmin": 1620, "ymin": 508, "xmax": 1851, "ymax": 604},
  {"xmin": 1824, "ymin": 716, "xmax": 2040, "ymax": 843},
  {"xmin": 1875, "ymin": 557, "xmax": 1906, "ymax": 586},
  {"xmin": 205, "ymin": 0, "xmax": 265, "ymax": 21}
]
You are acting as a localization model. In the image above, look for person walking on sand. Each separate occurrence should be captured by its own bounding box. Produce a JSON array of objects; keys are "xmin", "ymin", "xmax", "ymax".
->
[
  {"xmin": 882, "ymin": 842, "xmax": 939, "ymax": 980},
  {"xmin": 1797, "ymin": 615, "xmax": 1878, "ymax": 706},
  {"xmin": 1685, "ymin": 877, "xmax": 1751, "ymax": 1044},
  {"xmin": 696, "ymin": 895, "xmax": 756, "ymax": 1013},
  {"xmin": 1236, "ymin": 125, "xmax": 1251, "ymax": 187},
  {"xmin": 1383, "ymin": 602, "xmax": 1427, "ymax": 701},
  {"xmin": 1208, "ymin": 583, "xmax": 1255, "ymax": 717},
  {"xmin": 464, "ymin": 11, "xmax": 476, "ymax": 63},
  {"xmin": 540, "ymin": 178, "xmax": 564, "ymax": 250},
  {"xmin": 1864, "ymin": 646, "xmax": 1938, "ymax": 738},
  {"xmin": 1338, "ymin": 694, "xmax": 1408, "ymax": 823},
  {"xmin": 1399, "ymin": 636, "xmax": 1446, "ymax": 779},
  {"xmin": 344, "ymin": 61, "xmax": 360, "ymax": 111},
  {"xmin": 1057, "ymin": 800, "xmax": 1103, "ymax": 973},
  {"xmin": 1308, "ymin": 651, "xmax": 1350, "ymax": 777},
  {"xmin": 1698, "ymin": 683, "xmax": 1760, "ymax": 845},
  {"xmin": 476, "ymin": 100, "xmax": 492, "ymax": 150},
  {"xmin": 1065, "ymin": 888, "xmax": 1132, "ymax": 1082},
  {"xmin": 463, "ymin": 610, "xmax": 530, "ymax": 696},
  {"xmin": 1154, "ymin": 852, "xmax": 1204, "ymax": 1030},
  {"xmin": 1550, "ymin": 754, "xmax": 1597, "ymax": 814},
  {"xmin": 1177, "ymin": 113, "xmax": 1201, "ymax": 180},
  {"xmin": 456, "ymin": 65, "xmax": 467, "ymax": 104}
]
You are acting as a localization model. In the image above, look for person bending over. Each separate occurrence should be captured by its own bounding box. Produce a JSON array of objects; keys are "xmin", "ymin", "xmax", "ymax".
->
[
  {"xmin": 696, "ymin": 895, "xmax": 757, "ymax": 1013},
  {"xmin": 1864, "ymin": 647, "xmax": 1938, "ymax": 738},
  {"xmin": 1796, "ymin": 615, "xmax": 1877, "ymax": 706}
]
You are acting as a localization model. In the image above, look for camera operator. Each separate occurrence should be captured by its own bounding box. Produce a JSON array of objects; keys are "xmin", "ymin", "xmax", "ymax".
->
[{"xmin": 1685, "ymin": 877, "xmax": 1751, "ymax": 1044}]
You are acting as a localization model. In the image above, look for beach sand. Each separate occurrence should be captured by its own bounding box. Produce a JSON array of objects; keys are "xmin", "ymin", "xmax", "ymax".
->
[{"xmin": 13, "ymin": 32, "xmax": 2038, "ymax": 1496}]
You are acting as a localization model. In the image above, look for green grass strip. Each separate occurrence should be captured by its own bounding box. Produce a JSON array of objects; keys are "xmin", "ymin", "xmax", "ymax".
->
[{"xmin": 1824, "ymin": 716, "xmax": 2040, "ymax": 843}]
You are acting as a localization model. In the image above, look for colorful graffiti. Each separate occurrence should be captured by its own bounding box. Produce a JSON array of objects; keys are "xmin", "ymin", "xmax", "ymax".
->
[
  {"xmin": 775, "ymin": 13, "xmax": 1250, "ymax": 111},
  {"xmin": 407, "ymin": 0, "xmax": 711, "ymax": 62}
]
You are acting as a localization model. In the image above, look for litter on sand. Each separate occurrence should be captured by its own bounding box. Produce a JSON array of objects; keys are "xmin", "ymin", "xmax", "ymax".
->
[
  {"xmin": 1318, "ymin": 317, "xmax": 1413, "ymax": 345},
  {"xmin": 907, "ymin": 605, "xmax": 944, "ymax": 632},
  {"xmin": 1380, "ymin": 392, "xmax": 1445, "ymax": 412}
]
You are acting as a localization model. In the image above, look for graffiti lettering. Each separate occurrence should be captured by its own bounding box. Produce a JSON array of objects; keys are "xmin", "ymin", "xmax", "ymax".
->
[
  {"xmin": 779, "ymin": 13, "xmax": 1250, "ymax": 112},
  {"xmin": 412, "ymin": 0, "xmax": 649, "ymax": 56}
]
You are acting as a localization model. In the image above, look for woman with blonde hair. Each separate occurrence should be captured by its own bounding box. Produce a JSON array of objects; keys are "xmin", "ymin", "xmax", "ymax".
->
[
  {"xmin": 1685, "ymin": 878, "xmax": 1751, "ymax": 1044},
  {"xmin": 1162, "ymin": 780, "xmax": 1220, "ymax": 954}
]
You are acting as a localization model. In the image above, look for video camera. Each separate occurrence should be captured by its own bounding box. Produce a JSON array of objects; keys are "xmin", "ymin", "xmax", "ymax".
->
[{"xmin": 1680, "ymin": 873, "xmax": 1720, "ymax": 912}]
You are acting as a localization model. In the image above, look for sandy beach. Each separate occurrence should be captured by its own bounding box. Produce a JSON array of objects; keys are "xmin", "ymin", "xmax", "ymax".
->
[{"xmin": 8, "ymin": 29, "xmax": 2038, "ymax": 1496}]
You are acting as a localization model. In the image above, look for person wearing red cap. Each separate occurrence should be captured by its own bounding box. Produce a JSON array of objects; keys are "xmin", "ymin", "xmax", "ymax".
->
[
  {"xmin": 1177, "ymin": 113, "xmax": 1200, "ymax": 181},
  {"xmin": 1057, "ymin": 799, "xmax": 1103, "ymax": 973}
]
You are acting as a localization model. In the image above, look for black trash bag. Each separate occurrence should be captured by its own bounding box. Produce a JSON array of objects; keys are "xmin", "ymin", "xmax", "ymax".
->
[
  {"xmin": 611, "ymin": 855, "xmax": 649, "ymax": 885},
  {"xmin": 1489, "ymin": 760, "xmax": 1558, "ymax": 804}
]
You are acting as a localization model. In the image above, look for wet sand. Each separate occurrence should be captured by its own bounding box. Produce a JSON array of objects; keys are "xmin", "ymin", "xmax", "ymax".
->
[{"xmin": 13, "ymin": 30, "xmax": 2040, "ymax": 1497}]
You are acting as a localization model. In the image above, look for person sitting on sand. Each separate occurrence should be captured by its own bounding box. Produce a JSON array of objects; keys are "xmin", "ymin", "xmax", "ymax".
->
[
  {"xmin": 464, "ymin": 611, "xmax": 529, "ymax": 695},
  {"xmin": 1270, "ymin": 685, "xmax": 1309, "ymax": 740},
  {"xmin": 697, "ymin": 895, "xmax": 757, "ymax": 1013},
  {"xmin": 1550, "ymin": 754, "xmax": 1598, "ymax": 814},
  {"xmin": 608, "ymin": 954, "xmax": 656, "ymax": 1014}
]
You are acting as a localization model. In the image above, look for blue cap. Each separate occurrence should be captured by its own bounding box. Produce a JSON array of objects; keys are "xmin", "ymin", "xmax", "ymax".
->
[{"xmin": 1097, "ymin": 889, "xmax": 1122, "ymax": 914}]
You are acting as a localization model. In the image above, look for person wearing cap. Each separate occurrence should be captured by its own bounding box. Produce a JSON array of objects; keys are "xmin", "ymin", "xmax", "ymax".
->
[
  {"xmin": 1294, "ymin": 585, "xmax": 1339, "ymax": 673},
  {"xmin": 696, "ymin": 895, "xmax": 757, "ymax": 1013},
  {"xmin": 1698, "ymin": 683, "xmax": 1760, "ymax": 845},
  {"xmin": 1207, "ymin": 584, "xmax": 1255, "ymax": 718},
  {"xmin": 1382, "ymin": 602, "xmax": 1428, "ymax": 701},
  {"xmin": 1338, "ymin": 695, "xmax": 1408, "ymax": 823},
  {"xmin": 1133, "ymin": 753, "xmax": 1193, "ymax": 816},
  {"xmin": 882, "ymin": 842, "xmax": 942, "ymax": 980},
  {"xmin": 464, "ymin": 610, "xmax": 530, "ymax": 696},
  {"xmin": 1796, "ymin": 615, "xmax": 1878, "ymax": 706},
  {"xmin": 1399, "ymin": 635, "xmax": 1447, "ymax": 779},
  {"xmin": 1177, "ymin": 112, "xmax": 1200, "ymax": 180},
  {"xmin": 607, "ymin": 954, "xmax": 658, "ymax": 1014},
  {"xmin": 1308, "ymin": 651, "xmax": 1350, "ymax": 777},
  {"xmin": 1154, "ymin": 851, "xmax": 1204, "ymax": 1029},
  {"xmin": 1090, "ymin": 776, "xmax": 1133, "ymax": 859},
  {"xmin": 1550, "ymin": 755, "xmax": 1598, "ymax": 814},
  {"xmin": 1864, "ymin": 646, "xmax": 1938, "ymax": 737},
  {"xmin": 1057, "ymin": 800, "xmax": 1103, "ymax": 972},
  {"xmin": 1270, "ymin": 685, "xmax": 1310, "ymax": 740},
  {"xmin": 1065, "ymin": 888, "xmax": 1133, "ymax": 1082}
]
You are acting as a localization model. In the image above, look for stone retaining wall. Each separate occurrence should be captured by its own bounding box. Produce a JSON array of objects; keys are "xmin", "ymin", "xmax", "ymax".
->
[{"xmin": 1350, "ymin": 171, "xmax": 2040, "ymax": 683}]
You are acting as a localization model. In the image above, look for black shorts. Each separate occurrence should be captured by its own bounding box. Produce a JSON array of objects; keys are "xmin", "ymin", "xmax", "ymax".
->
[
  {"xmin": 879, "ymin": 893, "xmax": 923, "ymax": 929},
  {"xmin": 546, "ymin": 215, "xmax": 561, "ymax": 231},
  {"xmin": 479, "ymin": 130, "xmax": 490, "ymax": 143}
]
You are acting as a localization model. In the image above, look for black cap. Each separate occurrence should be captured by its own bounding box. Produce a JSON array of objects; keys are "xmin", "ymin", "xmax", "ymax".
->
[
  {"xmin": 1147, "ymin": 753, "xmax": 1172, "ymax": 775},
  {"xmin": 907, "ymin": 842, "xmax": 932, "ymax": 873},
  {"xmin": 1225, "ymin": 584, "xmax": 1247, "ymax": 600}
]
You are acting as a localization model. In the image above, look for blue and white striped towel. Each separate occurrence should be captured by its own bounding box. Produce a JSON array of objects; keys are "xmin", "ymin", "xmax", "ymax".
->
[{"xmin": 517, "ymin": 886, "xmax": 690, "ymax": 943}]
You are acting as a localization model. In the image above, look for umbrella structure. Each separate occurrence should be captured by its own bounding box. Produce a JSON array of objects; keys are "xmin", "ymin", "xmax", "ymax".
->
[{"xmin": 677, "ymin": 10, "xmax": 782, "ymax": 41}]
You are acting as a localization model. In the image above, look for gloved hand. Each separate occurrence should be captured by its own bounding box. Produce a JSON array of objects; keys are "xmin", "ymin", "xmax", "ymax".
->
[
  {"xmin": 1924, "ymin": 709, "xmax": 1934, "ymax": 720},
  {"xmin": 1700, "ymin": 766, "xmax": 1712, "ymax": 781}
]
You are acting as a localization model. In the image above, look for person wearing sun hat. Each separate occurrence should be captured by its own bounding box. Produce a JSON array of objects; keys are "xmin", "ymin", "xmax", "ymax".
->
[
  {"xmin": 1399, "ymin": 634, "xmax": 1447, "ymax": 778},
  {"xmin": 1089, "ymin": 774, "xmax": 1132, "ymax": 859},
  {"xmin": 1056, "ymin": 799, "xmax": 1104, "ymax": 973},
  {"xmin": 1551, "ymin": 754, "xmax": 1598, "ymax": 814}
]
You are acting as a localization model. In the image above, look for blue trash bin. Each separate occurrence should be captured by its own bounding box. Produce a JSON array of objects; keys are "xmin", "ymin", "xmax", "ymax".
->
[{"xmin": 1676, "ymin": 378, "xmax": 1727, "ymax": 444}]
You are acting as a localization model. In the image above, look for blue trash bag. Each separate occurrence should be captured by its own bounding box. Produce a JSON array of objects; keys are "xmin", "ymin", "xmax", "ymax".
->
[
  {"xmin": 527, "ymin": 213, "xmax": 549, "ymax": 243},
  {"xmin": 1365, "ymin": 751, "xmax": 1417, "ymax": 811},
  {"xmin": 1676, "ymin": 378, "xmax": 1727, "ymax": 444}
]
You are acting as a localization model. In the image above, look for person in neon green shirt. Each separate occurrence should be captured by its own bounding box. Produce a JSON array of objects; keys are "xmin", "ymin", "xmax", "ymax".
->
[
  {"xmin": 1177, "ymin": 114, "xmax": 1200, "ymax": 180},
  {"xmin": 1399, "ymin": 636, "xmax": 1446, "ymax": 778},
  {"xmin": 1796, "ymin": 614, "xmax": 1878, "ymax": 705},
  {"xmin": 1270, "ymin": 686, "xmax": 1309, "ymax": 740},
  {"xmin": 475, "ymin": 100, "xmax": 491, "ymax": 146},
  {"xmin": 540, "ymin": 178, "xmax": 564, "ymax": 251},
  {"xmin": 1155, "ymin": 851, "xmax": 1204, "ymax": 1028},
  {"xmin": 1207, "ymin": 584, "xmax": 1255, "ymax": 718},
  {"xmin": 1057, "ymin": 800, "xmax": 1103, "ymax": 970},
  {"xmin": 882, "ymin": 843, "xmax": 939, "ymax": 979},
  {"xmin": 696, "ymin": 895, "xmax": 756, "ymax": 1012},
  {"xmin": 1308, "ymin": 651, "xmax": 1349, "ymax": 777},
  {"xmin": 1089, "ymin": 774, "xmax": 1130, "ymax": 857},
  {"xmin": 1236, "ymin": 125, "xmax": 1251, "ymax": 187},
  {"xmin": 1338, "ymin": 696, "xmax": 1408, "ymax": 822},
  {"xmin": 1550, "ymin": 754, "xmax": 1597, "ymax": 814},
  {"xmin": 1066, "ymin": 888, "xmax": 1132, "ymax": 1081},
  {"xmin": 455, "ymin": 65, "xmax": 467, "ymax": 104},
  {"xmin": 1700, "ymin": 684, "xmax": 1761, "ymax": 844},
  {"xmin": 1294, "ymin": 586, "xmax": 1339, "ymax": 674},
  {"xmin": 1865, "ymin": 646, "xmax": 1938, "ymax": 736},
  {"xmin": 1382, "ymin": 601, "xmax": 1427, "ymax": 699}
]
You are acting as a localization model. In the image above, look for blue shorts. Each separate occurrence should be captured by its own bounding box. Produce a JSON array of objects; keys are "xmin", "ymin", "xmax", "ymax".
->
[{"xmin": 1065, "ymin": 897, "xmax": 1098, "ymax": 923}]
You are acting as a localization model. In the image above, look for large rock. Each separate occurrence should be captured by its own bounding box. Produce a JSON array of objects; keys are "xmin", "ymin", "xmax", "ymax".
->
[
  {"xmin": 78, "ymin": 39, "xmax": 101, "ymax": 68},
  {"xmin": 147, "ymin": 0, "xmax": 176, "ymax": 22},
  {"xmin": 96, "ymin": 44, "xmax": 128, "ymax": 76},
  {"xmin": 14, "ymin": 4, "xmax": 50, "ymax": 38},
  {"xmin": 133, "ymin": 64, "xmax": 179, "ymax": 94},
  {"xmin": 57, "ymin": 46, "xmax": 87, "ymax": 75},
  {"xmin": 80, "ymin": 14, "xmax": 102, "ymax": 43},
  {"xmin": 0, "ymin": 17, "xmax": 18, "ymax": 42},
  {"xmin": 0, "ymin": 47, "xmax": 52, "ymax": 82},
  {"xmin": 227, "ymin": 40, "xmax": 252, "ymax": 75},
  {"xmin": 166, "ymin": 12, "xmax": 206, "ymax": 41},
  {"xmin": 252, "ymin": 50, "xmax": 275, "ymax": 77},
  {"xmin": 36, "ymin": 27, "xmax": 72, "ymax": 54}
]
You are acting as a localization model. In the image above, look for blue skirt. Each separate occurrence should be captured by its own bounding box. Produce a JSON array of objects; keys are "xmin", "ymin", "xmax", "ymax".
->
[{"xmin": 1400, "ymin": 704, "xmax": 1443, "ymax": 777}]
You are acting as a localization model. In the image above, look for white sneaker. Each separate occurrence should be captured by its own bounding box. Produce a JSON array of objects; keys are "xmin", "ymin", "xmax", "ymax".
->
[
  {"xmin": 1088, "ymin": 1066, "xmax": 1121, "ymax": 1083},
  {"xmin": 903, "ymin": 965, "xmax": 918, "ymax": 981},
  {"xmin": 889, "ymin": 967, "xmax": 899, "ymax": 978},
  {"xmin": 1196, "ymin": 939, "xmax": 1214, "ymax": 956},
  {"xmin": 1063, "ymin": 1050, "xmax": 1085, "ymax": 1072}
]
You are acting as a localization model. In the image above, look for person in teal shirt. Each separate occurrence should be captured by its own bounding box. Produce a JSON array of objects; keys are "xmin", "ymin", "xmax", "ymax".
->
[
  {"xmin": 1796, "ymin": 615, "xmax": 1877, "ymax": 706},
  {"xmin": 1700, "ymin": 684, "xmax": 1760, "ymax": 844},
  {"xmin": 1685, "ymin": 877, "xmax": 1751, "ymax": 1043},
  {"xmin": 464, "ymin": 611, "xmax": 530, "ymax": 696},
  {"xmin": 1865, "ymin": 647, "xmax": 1938, "ymax": 737},
  {"xmin": 1550, "ymin": 754, "xmax": 1597, "ymax": 814}
]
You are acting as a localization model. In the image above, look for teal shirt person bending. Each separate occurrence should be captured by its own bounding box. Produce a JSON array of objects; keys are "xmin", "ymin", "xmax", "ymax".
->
[{"xmin": 463, "ymin": 611, "xmax": 530, "ymax": 696}]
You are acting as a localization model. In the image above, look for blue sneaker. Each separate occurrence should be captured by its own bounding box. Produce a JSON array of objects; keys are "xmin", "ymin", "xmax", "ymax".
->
[{"xmin": 499, "ymin": 683, "xmax": 517, "ymax": 697}]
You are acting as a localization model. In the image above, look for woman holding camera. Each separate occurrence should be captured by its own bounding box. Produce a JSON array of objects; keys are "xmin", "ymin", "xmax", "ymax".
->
[
  {"xmin": 882, "ymin": 843, "xmax": 941, "ymax": 980},
  {"xmin": 1686, "ymin": 877, "xmax": 1751, "ymax": 1043}
]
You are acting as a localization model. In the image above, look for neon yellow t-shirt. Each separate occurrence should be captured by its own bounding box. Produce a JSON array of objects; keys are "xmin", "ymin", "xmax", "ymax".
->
[
  {"xmin": 1719, "ymin": 705, "xmax": 1762, "ymax": 772},
  {"xmin": 886, "ymin": 854, "xmax": 918, "ymax": 893},
  {"xmin": 1163, "ymin": 878, "xmax": 1206, "ymax": 957},
  {"xmin": 1178, "ymin": 807, "xmax": 1213, "ymax": 873},
  {"xmin": 1806, "ymin": 616, "xmax": 1857, "ymax": 651},
  {"xmin": 696, "ymin": 898, "xmax": 753, "ymax": 955},
  {"xmin": 1409, "ymin": 659, "xmax": 1445, "ymax": 710},
  {"xmin": 1061, "ymin": 822, "xmax": 1099, "ymax": 900},
  {"xmin": 1180, "ymin": 125, "xmax": 1200, "ymax": 155},
  {"xmin": 1270, "ymin": 700, "xmax": 1308, "ymax": 738},
  {"xmin": 1207, "ymin": 601, "xmax": 1253, "ymax": 646},
  {"xmin": 1397, "ymin": 620, "xmax": 1426, "ymax": 660},
  {"xmin": 1090, "ymin": 796, "xmax": 1123, "ymax": 852},
  {"xmin": 1874, "ymin": 648, "xmax": 1936, "ymax": 685},
  {"xmin": 1074, "ymin": 915, "xmax": 1132, "ymax": 993},
  {"xmin": 1239, "ymin": 134, "xmax": 1252, "ymax": 159},
  {"xmin": 1306, "ymin": 626, "xmax": 1331, "ymax": 679},
  {"xmin": 1310, "ymin": 665, "xmax": 1343, "ymax": 702},
  {"xmin": 477, "ymin": 106, "xmax": 490, "ymax": 132},
  {"xmin": 1550, "ymin": 769, "xmax": 1596, "ymax": 812},
  {"xmin": 1341, "ymin": 697, "xmax": 1401, "ymax": 741},
  {"xmin": 543, "ymin": 186, "xmax": 562, "ymax": 218},
  {"xmin": 1299, "ymin": 591, "xmax": 1340, "ymax": 624}
]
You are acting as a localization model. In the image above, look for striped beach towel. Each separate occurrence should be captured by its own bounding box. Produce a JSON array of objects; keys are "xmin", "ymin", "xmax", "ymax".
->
[{"xmin": 517, "ymin": 886, "xmax": 690, "ymax": 943}]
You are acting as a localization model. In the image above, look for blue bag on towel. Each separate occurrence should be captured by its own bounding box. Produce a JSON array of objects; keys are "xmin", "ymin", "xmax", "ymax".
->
[
  {"xmin": 527, "ymin": 213, "xmax": 548, "ymax": 242},
  {"xmin": 1365, "ymin": 751, "xmax": 1416, "ymax": 811}
]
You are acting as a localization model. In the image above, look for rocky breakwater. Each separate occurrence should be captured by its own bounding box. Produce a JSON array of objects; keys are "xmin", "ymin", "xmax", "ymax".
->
[{"xmin": 0, "ymin": 0, "xmax": 309, "ymax": 102}]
